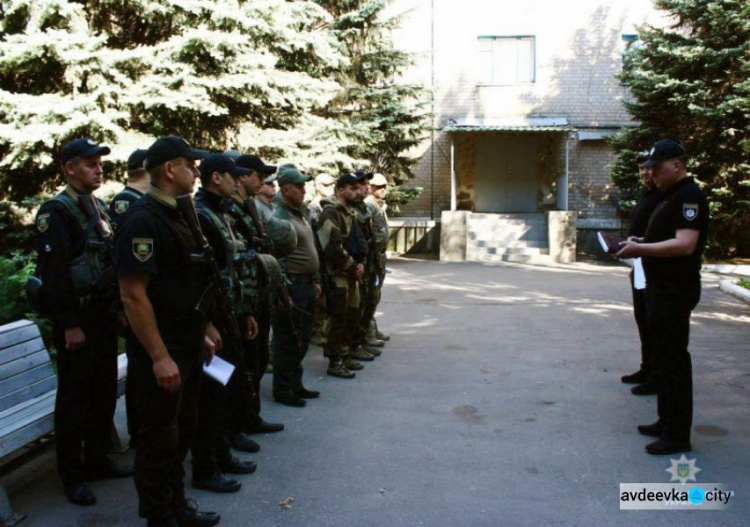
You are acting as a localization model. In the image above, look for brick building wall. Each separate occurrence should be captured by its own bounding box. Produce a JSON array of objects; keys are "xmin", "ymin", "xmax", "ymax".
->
[{"xmin": 389, "ymin": 0, "xmax": 668, "ymax": 219}]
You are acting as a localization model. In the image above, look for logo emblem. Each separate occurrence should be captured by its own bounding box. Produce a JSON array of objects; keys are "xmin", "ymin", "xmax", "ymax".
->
[
  {"xmin": 666, "ymin": 454, "xmax": 701, "ymax": 484},
  {"xmin": 132, "ymin": 238, "xmax": 154, "ymax": 262},
  {"xmin": 114, "ymin": 200, "xmax": 129, "ymax": 214},
  {"xmin": 683, "ymin": 203, "xmax": 698, "ymax": 221},
  {"xmin": 36, "ymin": 213, "xmax": 50, "ymax": 233}
]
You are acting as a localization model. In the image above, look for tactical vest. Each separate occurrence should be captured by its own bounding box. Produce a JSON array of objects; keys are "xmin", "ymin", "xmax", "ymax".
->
[
  {"xmin": 53, "ymin": 191, "xmax": 115, "ymax": 301},
  {"xmin": 198, "ymin": 205, "xmax": 259, "ymax": 316}
]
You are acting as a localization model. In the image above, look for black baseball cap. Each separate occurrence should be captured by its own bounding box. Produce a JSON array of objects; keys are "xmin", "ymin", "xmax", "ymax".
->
[
  {"xmin": 642, "ymin": 139, "xmax": 686, "ymax": 167},
  {"xmin": 146, "ymin": 135, "xmax": 210, "ymax": 171},
  {"xmin": 636, "ymin": 150, "xmax": 650, "ymax": 165},
  {"xmin": 199, "ymin": 154, "xmax": 251, "ymax": 178},
  {"xmin": 336, "ymin": 172, "xmax": 367, "ymax": 188},
  {"xmin": 61, "ymin": 138, "xmax": 111, "ymax": 164},
  {"xmin": 353, "ymin": 170, "xmax": 374, "ymax": 180},
  {"xmin": 127, "ymin": 149, "xmax": 148, "ymax": 171},
  {"xmin": 235, "ymin": 155, "xmax": 277, "ymax": 175}
]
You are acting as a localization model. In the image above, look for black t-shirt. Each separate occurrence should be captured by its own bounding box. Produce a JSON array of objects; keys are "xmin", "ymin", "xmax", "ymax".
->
[
  {"xmin": 628, "ymin": 187, "xmax": 663, "ymax": 238},
  {"xmin": 643, "ymin": 177, "xmax": 709, "ymax": 288},
  {"xmin": 114, "ymin": 193, "xmax": 211, "ymax": 350}
]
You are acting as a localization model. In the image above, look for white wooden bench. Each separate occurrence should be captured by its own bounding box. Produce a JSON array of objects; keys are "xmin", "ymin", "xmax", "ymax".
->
[
  {"xmin": 0, "ymin": 319, "xmax": 57, "ymax": 525},
  {"xmin": 0, "ymin": 319, "xmax": 129, "ymax": 525}
]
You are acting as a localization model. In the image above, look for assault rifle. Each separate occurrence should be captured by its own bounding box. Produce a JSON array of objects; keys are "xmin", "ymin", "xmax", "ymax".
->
[{"xmin": 175, "ymin": 194, "xmax": 256, "ymax": 402}]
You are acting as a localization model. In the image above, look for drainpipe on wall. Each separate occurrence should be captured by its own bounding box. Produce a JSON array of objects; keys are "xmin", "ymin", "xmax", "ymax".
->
[
  {"xmin": 563, "ymin": 133, "xmax": 571, "ymax": 211},
  {"xmin": 450, "ymin": 136, "xmax": 456, "ymax": 211},
  {"xmin": 430, "ymin": 0, "xmax": 435, "ymax": 220}
]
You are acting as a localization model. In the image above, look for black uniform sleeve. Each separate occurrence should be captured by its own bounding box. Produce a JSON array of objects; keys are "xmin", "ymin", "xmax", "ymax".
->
[
  {"xmin": 109, "ymin": 193, "xmax": 138, "ymax": 225},
  {"xmin": 114, "ymin": 214, "xmax": 159, "ymax": 277},
  {"xmin": 672, "ymin": 188, "xmax": 709, "ymax": 232},
  {"xmin": 35, "ymin": 203, "xmax": 80, "ymax": 329}
]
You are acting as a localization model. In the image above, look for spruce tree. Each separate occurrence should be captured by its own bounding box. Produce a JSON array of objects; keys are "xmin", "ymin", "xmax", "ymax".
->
[
  {"xmin": 314, "ymin": 0, "xmax": 430, "ymax": 202},
  {"xmin": 0, "ymin": 0, "xmax": 344, "ymax": 199},
  {"xmin": 610, "ymin": 0, "xmax": 750, "ymax": 256}
]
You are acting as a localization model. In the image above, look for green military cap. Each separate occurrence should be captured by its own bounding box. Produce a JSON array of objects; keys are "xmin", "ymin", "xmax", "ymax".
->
[{"xmin": 277, "ymin": 167, "xmax": 312, "ymax": 186}]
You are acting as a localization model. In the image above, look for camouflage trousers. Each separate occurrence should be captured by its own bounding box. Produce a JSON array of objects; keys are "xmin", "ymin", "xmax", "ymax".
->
[
  {"xmin": 324, "ymin": 275, "xmax": 360, "ymax": 360},
  {"xmin": 355, "ymin": 269, "xmax": 384, "ymax": 347}
]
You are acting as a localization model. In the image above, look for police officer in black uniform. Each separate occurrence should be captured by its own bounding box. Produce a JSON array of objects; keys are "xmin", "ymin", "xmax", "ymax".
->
[
  {"xmin": 35, "ymin": 138, "xmax": 133, "ymax": 506},
  {"xmin": 109, "ymin": 148, "xmax": 150, "ymax": 448},
  {"xmin": 109, "ymin": 149, "xmax": 150, "ymax": 224},
  {"xmin": 618, "ymin": 139, "xmax": 709, "ymax": 456},
  {"xmin": 621, "ymin": 152, "xmax": 663, "ymax": 395},
  {"xmin": 115, "ymin": 136, "xmax": 220, "ymax": 526},
  {"xmin": 190, "ymin": 154, "xmax": 260, "ymax": 493}
]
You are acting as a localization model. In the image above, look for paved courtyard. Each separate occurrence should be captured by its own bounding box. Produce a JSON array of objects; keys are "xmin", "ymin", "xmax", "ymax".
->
[{"xmin": 3, "ymin": 258, "xmax": 749, "ymax": 525}]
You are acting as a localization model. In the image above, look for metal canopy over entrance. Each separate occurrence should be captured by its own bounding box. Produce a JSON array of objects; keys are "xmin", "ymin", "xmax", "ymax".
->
[{"xmin": 445, "ymin": 118, "xmax": 575, "ymax": 213}]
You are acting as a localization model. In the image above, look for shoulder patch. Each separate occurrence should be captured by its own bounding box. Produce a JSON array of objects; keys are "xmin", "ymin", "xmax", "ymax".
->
[
  {"xmin": 683, "ymin": 203, "xmax": 698, "ymax": 221},
  {"xmin": 114, "ymin": 200, "xmax": 130, "ymax": 214},
  {"xmin": 132, "ymin": 237, "xmax": 154, "ymax": 262},
  {"xmin": 36, "ymin": 213, "xmax": 50, "ymax": 233}
]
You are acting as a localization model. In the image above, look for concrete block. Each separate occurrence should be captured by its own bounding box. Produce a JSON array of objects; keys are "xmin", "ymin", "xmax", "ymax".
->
[
  {"xmin": 548, "ymin": 211, "xmax": 577, "ymax": 263},
  {"xmin": 440, "ymin": 210, "xmax": 469, "ymax": 261}
]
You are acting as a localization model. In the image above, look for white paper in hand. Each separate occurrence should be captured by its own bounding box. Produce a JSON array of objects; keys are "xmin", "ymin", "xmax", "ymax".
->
[
  {"xmin": 633, "ymin": 257, "xmax": 646, "ymax": 290},
  {"xmin": 202, "ymin": 355, "xmax": 235, "ymax": 386}
]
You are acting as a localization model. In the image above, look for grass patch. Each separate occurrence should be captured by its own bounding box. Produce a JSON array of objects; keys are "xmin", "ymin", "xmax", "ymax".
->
[{"xmin": 737, "ymin": 278, "xmax": 750, "ymax": 290}]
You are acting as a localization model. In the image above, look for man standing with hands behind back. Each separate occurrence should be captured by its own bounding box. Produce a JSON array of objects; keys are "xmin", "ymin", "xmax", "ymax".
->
[{"xmin": 617, "ymin": 139, "xmax": 709, "ymax": 456}]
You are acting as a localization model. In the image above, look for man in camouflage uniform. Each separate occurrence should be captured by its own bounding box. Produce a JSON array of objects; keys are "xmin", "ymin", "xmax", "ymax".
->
[
  {"xmin": 317, "ymin": 173, "xmax": 368, "ymax": 378},
  {"xmin": 308, "ymin": 173, "xmax": 336, "ymax": 345},
  {"xmin": 223, "ymin": 154, "xmax": 284, "ymax": 451},
  {"xmin": 349, "ymin": 173, "xmax": 380, "ymax": 361},
  {"xmin": 364, "ymin": 173, "xmax": 390, "ymax": 344}
]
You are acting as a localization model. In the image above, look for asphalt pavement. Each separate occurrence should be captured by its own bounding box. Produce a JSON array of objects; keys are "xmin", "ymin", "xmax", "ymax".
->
[{"xmin": 3, "ymin": 257, "xmax": 749, "ymax": 526}]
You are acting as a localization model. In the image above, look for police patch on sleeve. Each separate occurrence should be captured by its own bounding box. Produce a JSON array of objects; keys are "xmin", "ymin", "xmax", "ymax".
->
[
  {"xmin": 36, "ymin": 213, "xmax": 50, "ymax": 232},
  {"xmin": 114, "ymin": 200, "xmax": 130, "ymax": 214},
  {"xmin": 132, "ymin": 238, "xmax": 154, "ymax": 262},
  {"xmin": 683, "ymin": 203, "xmax": 699, "ymax": 221}
]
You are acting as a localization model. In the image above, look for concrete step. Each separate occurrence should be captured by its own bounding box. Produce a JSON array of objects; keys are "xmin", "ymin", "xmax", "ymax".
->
[
  {"xmin": 468, "ymin": 240, "xmax": 550, "ymax": 250},
  {"xmin": 467, "ymin": 246, "xmax": 550, "ymax": 257},
  {"xmin": 471, "ymin": 253, "xmax": 554, "ymax": 264}
]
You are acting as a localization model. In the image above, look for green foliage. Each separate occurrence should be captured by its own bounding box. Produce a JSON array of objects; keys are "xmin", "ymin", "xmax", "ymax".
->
[
  {"xmin": 0, "ymin": 252, "xmax": 50, "ymax": 343},
  {"xmin": 314, "ymin": 0, "xmax": 431, "ymax": 190},
  {"xmin": 0, "ymin": 196, "xmax": 43, "ymax": 256},
  {"xmin": 738, "ymin": 278, "xmax": 750, "ymax": 290},
  {"xmin": 610, "ymin": 0, "xmax": 750, "ymax": 257}
]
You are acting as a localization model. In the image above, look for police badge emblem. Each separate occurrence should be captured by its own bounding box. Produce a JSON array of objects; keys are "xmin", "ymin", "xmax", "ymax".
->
[
  {"xmin": 678, "ymin": 463, "xmax": 690, "ymax": 479},
  {"xmin": 114, "ymin": 200, "xmax": 129, "ymax": 214},
  {"xmin": 36, "ymin": 213, "xmax": 50, "ymax": 233},
  {"xmin": 132, "ymin": 238, "xmax": 154, "ymax": 262},
  {"xmin": 683, "ymin": 203, "xmax": 698, "ymax": 221}
]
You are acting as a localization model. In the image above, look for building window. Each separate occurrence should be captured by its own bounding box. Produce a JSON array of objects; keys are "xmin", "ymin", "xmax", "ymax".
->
[{"xmin": 477, "ymin": 36, "xmax": 535, "ymax": 85}]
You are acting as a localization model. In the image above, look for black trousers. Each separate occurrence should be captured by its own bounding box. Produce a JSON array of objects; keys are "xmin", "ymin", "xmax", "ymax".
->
[
  {"xmin": 631, "ymin": 274, "xmax": 653, "ymax": 376},
  {"xmin": 191, "ymin": 363, "xmax": 232, "ymax": 479},
  {"xmin": 124, "ymin": 329, "xmax": 140, "ymax": 445},
  {"xmin": 133, "ymin": 342, "xmax": 202, "ymax": 521},
  {"xmin": 272, "ymin": 281, "xmax": 315, "ymax": 397},
  {"xmin": 646, "ymin": 282, "xmax": 700, "ymax": 441},
  {"xmin": 53, "ymin": 313, "xmax": 118, "ymax": 489},
  {"xmin": 226, "ymin": 306, "xmax": 269, "ymax": 434}
]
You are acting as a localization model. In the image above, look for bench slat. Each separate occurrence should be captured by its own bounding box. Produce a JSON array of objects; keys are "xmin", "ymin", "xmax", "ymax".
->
[
  {"xmin": 0, "ymin": 320, "xmax": 34, "ymax": 337},
  {"xmin": 0, "ymin": 391, "xmax": 56, "ymax": 431},
  {"xmin": 0, "ymin": 349, "xmax": 50, "ymax": 383},
  {"xmin": 0, "ymin": 337, "xmax": 47, "ymax": 369},
  {"xmin": 0, "ymin": 414, "xmax": 55, "ymax": 459},
  {"xmin": 0, "ymin": 324, "xmax": 40, "ymax": 354},
  {"xmin": 0, "ymin": 376, "xmax": 58, "ymax": 415}
]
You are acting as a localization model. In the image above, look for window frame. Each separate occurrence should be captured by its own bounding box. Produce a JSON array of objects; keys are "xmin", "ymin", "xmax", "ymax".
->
[{"xmin": 476, "ymin": 35, "xmax": 536, "ymax": 86}]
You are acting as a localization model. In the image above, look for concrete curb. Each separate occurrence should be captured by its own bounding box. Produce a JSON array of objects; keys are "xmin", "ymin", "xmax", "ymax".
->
[
  {"xmin": 703, "ymin": 264, "xmax": 750, "ymax": 277},
  {"xmin": 719, "ymin": 280, "xmax": 750, "ymax": 304}
]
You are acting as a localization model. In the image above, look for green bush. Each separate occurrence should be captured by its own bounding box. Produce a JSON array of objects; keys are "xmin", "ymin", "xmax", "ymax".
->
[{"xmin": 0, "ymin": 251, "xmax": 53, "ymax": 354}]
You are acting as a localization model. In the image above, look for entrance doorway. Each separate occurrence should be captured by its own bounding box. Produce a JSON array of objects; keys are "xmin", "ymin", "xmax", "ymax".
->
[{"xmin": 474, "ymin": 136, "xmax": 539, "ymax": 213}]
